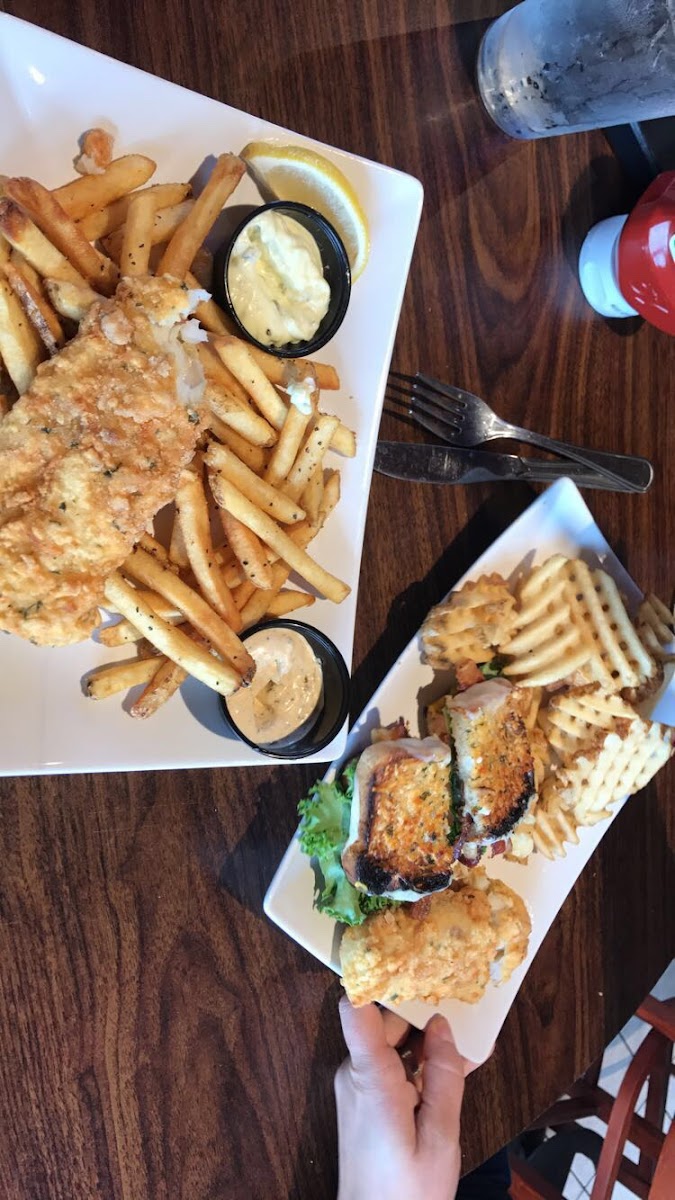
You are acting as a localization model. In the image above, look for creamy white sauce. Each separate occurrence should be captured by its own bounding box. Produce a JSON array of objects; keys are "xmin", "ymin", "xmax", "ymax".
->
[
  {"xmin": 283, "ymin": 376, "xmax": 316, "ymax": 415},
  {"xmin": 227, "ymin": 211, "xmax": 331, "ymax": 347},
  {"xmin": 226, "ymin": 627, "xmax": 323, "ymax": 746}
]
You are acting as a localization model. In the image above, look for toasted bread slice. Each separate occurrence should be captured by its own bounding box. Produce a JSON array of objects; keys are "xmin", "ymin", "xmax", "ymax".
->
[
  {"xmin": 445, "ymin": 679, "xmax": 535, "ymax": 840},
  {"xmin": 341, "ymin": 737, "xmax": 458, "ymax": 901}
]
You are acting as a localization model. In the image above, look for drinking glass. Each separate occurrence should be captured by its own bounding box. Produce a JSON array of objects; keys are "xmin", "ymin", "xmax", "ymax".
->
[{"xmin": 478, "ymin": 0, "xmax": 675, "ymax": 139}]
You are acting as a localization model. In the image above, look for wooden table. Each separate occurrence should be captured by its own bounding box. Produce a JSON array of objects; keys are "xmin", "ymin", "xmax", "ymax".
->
[{"xmin": 1, "ymin": 2, "xmax": 674, "ymax": 1196}]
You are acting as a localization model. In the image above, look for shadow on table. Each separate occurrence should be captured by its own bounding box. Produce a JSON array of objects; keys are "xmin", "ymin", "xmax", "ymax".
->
[{"xmin": 349, "ymin": 484, "xmax": 537, "ymax": 723}]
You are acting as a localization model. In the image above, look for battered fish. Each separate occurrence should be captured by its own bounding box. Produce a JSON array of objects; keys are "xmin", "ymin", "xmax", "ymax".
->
[
  {"xmin": 340, "ymin": 871, "xmax": 531, "ymax": 1007},
  {"xmin": 0, "ymin": 275, "xmax": 207, "ymax": 645}
]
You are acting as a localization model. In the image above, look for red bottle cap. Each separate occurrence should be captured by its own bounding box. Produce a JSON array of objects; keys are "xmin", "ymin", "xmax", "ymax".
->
[{"xmin": 617, "ymin": 171, "xmax": 675, "ymax": 335}]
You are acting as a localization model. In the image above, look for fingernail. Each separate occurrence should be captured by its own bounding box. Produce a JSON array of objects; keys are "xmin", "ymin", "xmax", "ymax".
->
[{"xmin": 429, "ymin": 1015, "xmax": 453, "ymax": 1042}]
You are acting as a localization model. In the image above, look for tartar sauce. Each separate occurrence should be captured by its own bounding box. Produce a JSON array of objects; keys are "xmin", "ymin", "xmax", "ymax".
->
[
  {"xmin": 226, "ymin": 627, "xmax": 324, "ymax": 747},
  {"xmin": 227, "ymin": 211, "xmax": 330, "ymax": 347}
]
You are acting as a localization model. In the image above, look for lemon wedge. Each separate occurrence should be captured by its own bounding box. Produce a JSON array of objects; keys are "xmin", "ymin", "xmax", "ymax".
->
[{"xmin": 240, "ymin": 142, "xmax": 370, "ymax": 280}]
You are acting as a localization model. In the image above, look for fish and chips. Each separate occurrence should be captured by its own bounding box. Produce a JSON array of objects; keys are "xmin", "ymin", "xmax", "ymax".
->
[{"xmin": 0, "ymin": 129, "xmax": 356, "ymax": 717}]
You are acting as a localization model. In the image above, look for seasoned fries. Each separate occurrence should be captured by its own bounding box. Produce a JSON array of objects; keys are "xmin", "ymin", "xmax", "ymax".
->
[
  {"xmin": 175, "ymin": 469, "xmax": 241, "ymax": 627},
  {"xmin": 122, "ymin": 546, "xmax": 251, "ymax": 666},
  {"xmin": 119, "ymin": 189, "xmax": 157, "ymax": 276},
  {"xmin": 44, "ymin": 277, "xmax": 100, "ymax": 321},
  {"xmin": 85, "ymin": 654, "xmax": 164, "ymax": 699},
  {"xmin": 104, "ymin": 572, "xmax": 242, "ymax": 697},
  {"xmin": 54, "ymin": 154, "xmax": 157, "ymax": 219},
  {"xmin": 78, "ymin": 182, "xmax": 191, "ymax": 241},
  {"xmin": 157, "ymin": 152, "xmax": 245, "ymax": 278},
  {"xmin": 205, "ymin": 441, "xmax": 305, "ymax": 524},
  {"xmin": 0, "ymin": 198, "xmax": 87, "ymax": 285},
  {"xmin": 0, "ymin": 277, "xmax": 44, "ymax": 393},
  {"xmin": 4, "ymin": 260, "xmax": 64, "ymax": 354},
  {"xmin": 219, "ymin": 509, "xmax": 274, "ymax": 590},
  {"xmin": 6, "ymin": 177, "xmax": 119, "ymax": 294},
  {"xmin": 208, "ymin": 475, "xmax": 350, "ymax": 604}
]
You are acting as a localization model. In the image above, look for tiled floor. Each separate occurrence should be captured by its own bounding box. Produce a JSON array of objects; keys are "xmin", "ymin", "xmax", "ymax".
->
[{"xmin": 559, "ymin": 958, "xmax": 675, "ymax": 1199}]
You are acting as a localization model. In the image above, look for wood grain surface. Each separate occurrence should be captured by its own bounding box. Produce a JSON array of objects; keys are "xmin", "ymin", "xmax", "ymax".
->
[{"xmin": 1, "ymin": 1, "xmax": 674, "ymax": 1197}]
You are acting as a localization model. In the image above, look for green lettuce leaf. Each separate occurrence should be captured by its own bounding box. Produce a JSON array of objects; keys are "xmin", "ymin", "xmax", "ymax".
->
[{"xmin": 297, "ymin": 759, "xmax": 398, "ymax": 927}]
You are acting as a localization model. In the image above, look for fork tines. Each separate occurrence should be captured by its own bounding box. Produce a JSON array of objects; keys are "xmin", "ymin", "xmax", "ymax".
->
[{"xmin": 387, "ymin": 370, "xmax": 464, "ymax": 439}]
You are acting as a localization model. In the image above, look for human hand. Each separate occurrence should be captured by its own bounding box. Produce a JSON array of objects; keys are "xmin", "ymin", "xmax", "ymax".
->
[{"xmin": 335, "ymin": 996, "xmax": 466, "ymax": 1200}]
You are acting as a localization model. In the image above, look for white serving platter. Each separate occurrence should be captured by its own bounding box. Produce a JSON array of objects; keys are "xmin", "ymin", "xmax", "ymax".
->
[
  {"xmin": 265, "ymin": 478, "xmax": 675, "ymax": 1063},
  {"xmin": 0, "ymin": 13, "xmax": 423, "ymax": 775}
]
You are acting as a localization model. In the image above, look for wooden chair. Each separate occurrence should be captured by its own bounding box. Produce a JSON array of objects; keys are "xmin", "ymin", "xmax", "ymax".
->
[{"xmin": 508, "ymin": 995, "xmax": 675, "ymax": 1200}]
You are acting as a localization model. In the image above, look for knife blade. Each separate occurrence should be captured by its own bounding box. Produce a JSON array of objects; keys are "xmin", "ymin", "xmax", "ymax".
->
[{"xmin": 374, "ymin": 442, "xmax": 653, "ymax": 492}]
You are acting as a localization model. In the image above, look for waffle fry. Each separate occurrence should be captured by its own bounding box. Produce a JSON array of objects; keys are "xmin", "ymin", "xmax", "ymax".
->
[
  {"xmin": 539, "ymin": 686, "xmax": 637, "ymax": 757},
  {"xmin": 548, "ymin": 719, "xmax": 673, "ymax": 829},
  {"xmin": 500, "ymin": 556, "xmax": 657, "ymax": 692},
  {"xmin": 637, "ymin": 593, "xmax": 675, "ymax": 662},
  {"xmin": 421, "ymin": 574, "xmax": 517, "ymax": 668}
]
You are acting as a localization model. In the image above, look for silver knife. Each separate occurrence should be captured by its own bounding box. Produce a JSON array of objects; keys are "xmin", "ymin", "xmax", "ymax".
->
[{"xmin": 374, "ymin": 442, "xmax": 653, "ymax": 492}]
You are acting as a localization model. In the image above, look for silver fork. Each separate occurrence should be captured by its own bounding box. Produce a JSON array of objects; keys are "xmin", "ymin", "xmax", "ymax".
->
[{"xmin": 388, "ymin": 372, "xmax": 653, "ymax": 493}]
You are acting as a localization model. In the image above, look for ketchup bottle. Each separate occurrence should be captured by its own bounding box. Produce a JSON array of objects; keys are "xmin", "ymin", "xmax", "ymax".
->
[{"xmin": 579, "ymin": 172, "xmax": 675, "ymax": 333}]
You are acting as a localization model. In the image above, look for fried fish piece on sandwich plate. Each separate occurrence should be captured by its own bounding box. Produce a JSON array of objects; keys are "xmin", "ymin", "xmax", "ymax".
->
[
  {"xmin": 341, "ymin": 737, "xmax": 462, "ymax": 901},
  {"xmin": 0, "ymin": 275, "xmax": 208, "ymax": 646},
  {"xmin": 340, "ymin": 869, "xmax": 531, "ymax": 1007}
]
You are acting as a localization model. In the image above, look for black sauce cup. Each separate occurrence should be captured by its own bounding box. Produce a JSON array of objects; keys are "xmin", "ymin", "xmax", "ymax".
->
[
  {"xmin": 219, "ymin": 619, "xmax": 351, "ymax": 760},
  {"xmin": 214, "ymin": 200, "xmax": 351, "ymax": 357}
]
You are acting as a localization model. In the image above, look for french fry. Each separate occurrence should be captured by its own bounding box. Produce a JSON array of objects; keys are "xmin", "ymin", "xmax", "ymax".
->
[
  {"xmin": 44, "ymin": 277, "xmax": 101, "ymax": 321},
  {"xmin": 0, "ymin": 198, "xmax": 87, "ymax": 286},
  {"xmin": 267, "ymin": 590, "xmax": 315, "ymax": 618},
  {"xmin": 78, "ymin": 182, "xmax": 191, "ymax": 241},
  {"xmin": 264, "ymin": 402, "xmax": 312, "ymax": 488},
  {"xmin": 129, "ymin": 657, "xmax": 187, "ymax": 719},
  {"xmin": 190, "ymin": 245, "xmax": 213, "ymax": 288},
  {"xmin": 302, "ymin": 466, "xmax": 324, "ymax": 526},
  {"xmin": 97, "ymin": 610, "xmax": 184, "ymax": 646},
  {"xmin": 219, "ymin": 472, "xmax": 341, "ymax": 626},
  {"xmin": 104, "ymin": 199, "xmax": 195, "ymax": 264},
  {"xmin": 212, "ymin": 336, "xmax": 354, "ymax": 455},
  {"xmin": 119, "ymin": 189, "xmax": 157, "ymax": 276},
  {"xmin": 208, "ymin": 476, "xmax": 349, "ymax": 603},
  {"xmin": 197, "ymin": 340, "xmax": 256, "ymax": 407},
  {"xmin": 122, "ymin": 547, "xmax": 253, "ymax": 675},
  {"xmin": 104, "ymin": 571, "xmax": 243, "ymax": 696},
  {"xmin": 4, "ymin": 260, "xmax": 64, "ymax": 355},
  {"xmin": 138, "ymin": 532, "xmax": 174, "ymax": 569},
  {"xmin": 223, "ymin": 335, "xmax": 340, "ymax": 390},
  {"xmin": 5, "ymin": 177, "xmax": 119, "ymax": 294},
  {"xmin": 168, "ymin": 507, "xmax": 190, "ymax": 569},
  {"xmin": 214, "ymin": 335, "xmax": 288, "ymax": 427},
  {"xmin": 54, "ymin": 154, "xmax": 157, "ymax": 220},
  {"xmin": 219, "ymin": 509, "xmax": 274, "ymax": 590},
  {"xmin": 158, "ymin": 153, "xmax": 245, "ymax": 278},
  {"xmin": 330, "ymin": 422, "xmax": 357, "ymax": 458},
  {"xmin": 284, "ymin": 415, "xmax": 339, "ymax": 503},
  {"xmin": 240, "ymin": 566, "xmax": 288, "ymax": 626},
  {"xmin": 0, "ymin": 277, "xmax": 44, "ymax": 393},
  {"xmin": 185, "ymin": 270, "xmax": 235, "ymax": 335},
  {"xmin": 205, "ymin": 441, "xmax": 305, "ymax": 525},
  {"xmin": 207, "ymin": 422, "xmax": 266, "ymax": 473},
  {"xmin": 204, "ymin": 382, "xmax": 277, "ymax": 448},
  {"xmin": 85, "ymin": 654, "xmax": 164, "ymax": 699},
  {"xmin": 234, "ymin": 578, "xmax": 258, "ymax": 610},
  {"xmin": 176, "ymin": 468, "xmax": 241, "ymax": 627}
]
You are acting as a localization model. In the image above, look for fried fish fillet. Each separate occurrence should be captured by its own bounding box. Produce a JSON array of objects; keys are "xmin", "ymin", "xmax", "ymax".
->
[
  {"xmin": 0, "ymin": 275, "xmax": 207, "ymax": 645},
  {"xmin": 340, "ymin": 871, "xmax": 531, "ymax": 1007}
]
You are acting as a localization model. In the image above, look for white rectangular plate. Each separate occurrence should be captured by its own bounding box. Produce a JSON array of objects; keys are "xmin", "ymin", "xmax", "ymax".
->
[
  {"xmin": 265, "ymin": 478, "xmax": 675, "ymax": 1064},
  {"xmin": 0, "ymin": 14, "xmax": 423, "ymax": 776}
]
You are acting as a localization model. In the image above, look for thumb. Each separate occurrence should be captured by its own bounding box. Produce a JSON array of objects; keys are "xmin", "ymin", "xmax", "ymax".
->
[
  {"xmin": 416, "ymin": 1015, "xmax": 465, "ymax": 1154},
  {"xmin": 338, "ymin": 996, "xmax": 392, "ymax": 1079}
]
